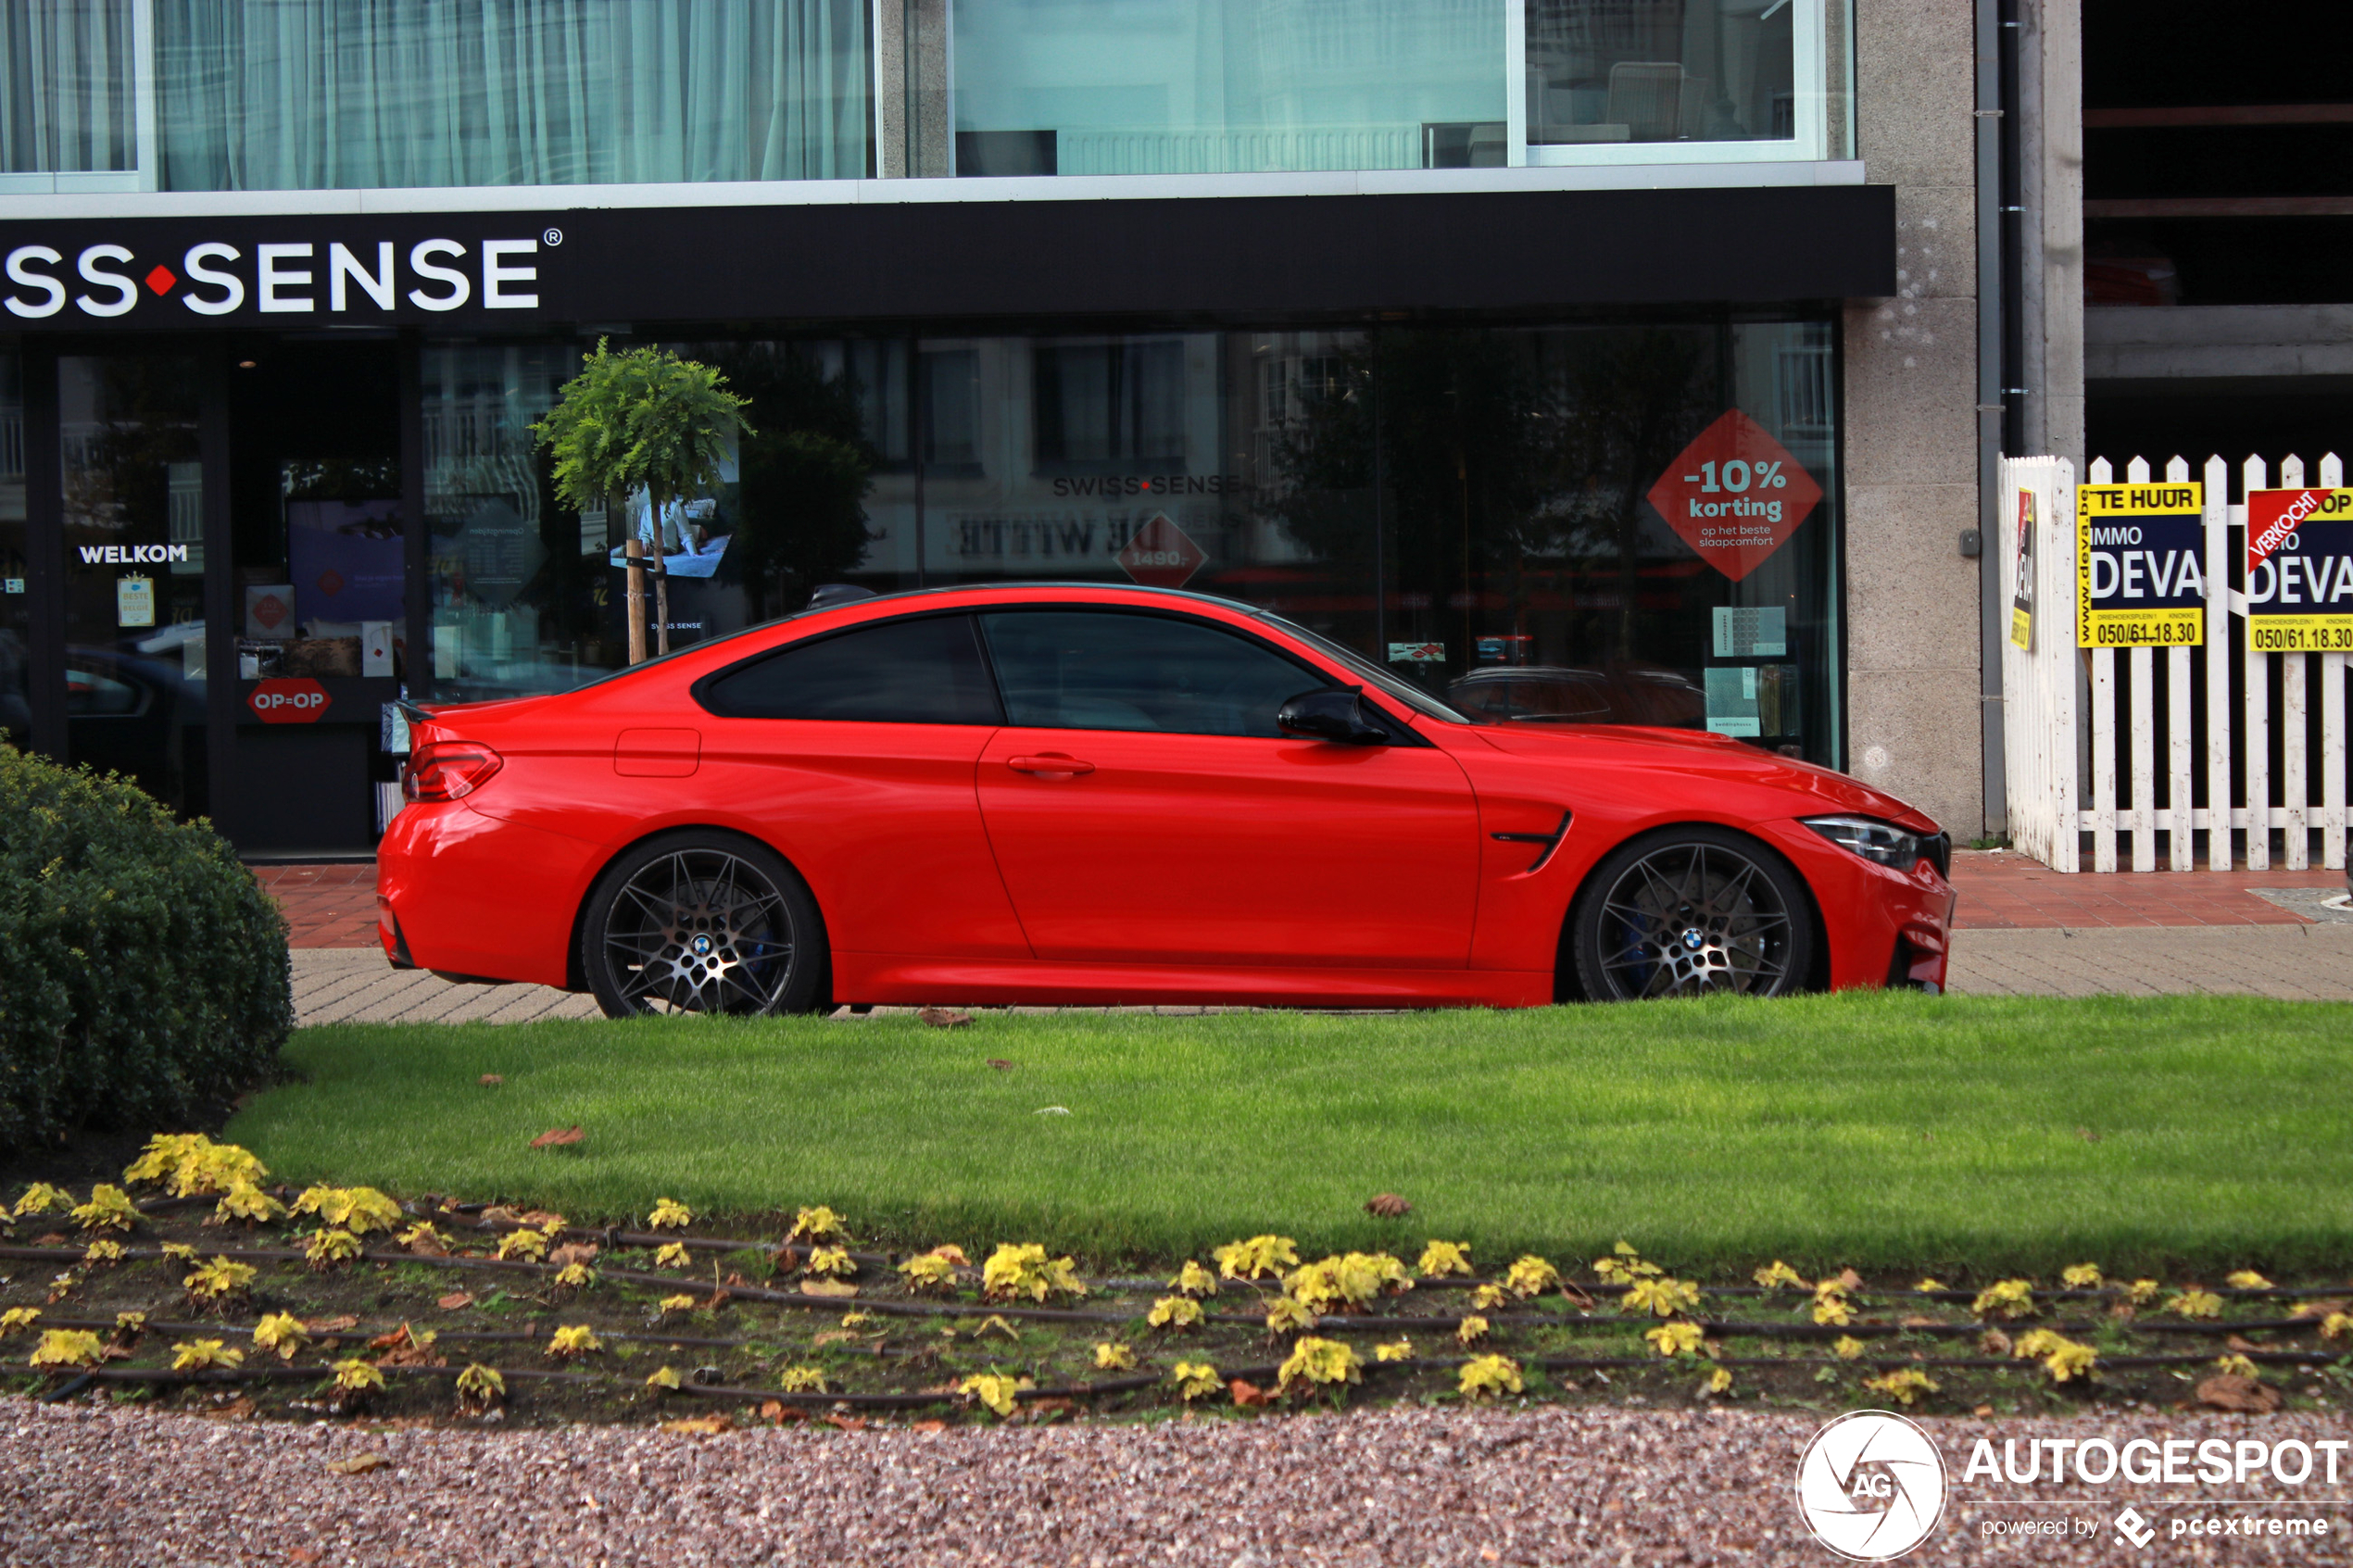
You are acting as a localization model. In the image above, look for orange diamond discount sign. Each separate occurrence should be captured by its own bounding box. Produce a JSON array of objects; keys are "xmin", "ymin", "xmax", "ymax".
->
[
  {"xmin": 1116, "ymin": 512, "xmax": 1206, "ymax": 589},
  {"xmin": 1646, "ymin": 411, "xmax": 1823, "ymax": 583}
]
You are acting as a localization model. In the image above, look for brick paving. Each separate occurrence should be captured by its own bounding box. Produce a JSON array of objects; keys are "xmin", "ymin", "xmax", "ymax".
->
[{"xmin": 266, "ymin": 854, "xmax": 2353, "ymax": 1022}]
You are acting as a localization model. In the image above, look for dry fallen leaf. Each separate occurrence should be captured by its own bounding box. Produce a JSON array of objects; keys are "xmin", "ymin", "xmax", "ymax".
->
[
  {"xmin": 529, "ymin": 1126, "xmax": 584, "ymax": 1148},
  {"xmin": 912, "ymin": 1419, "xmax": 948, "ymax": 1434},
  {"xmin": 1979, "ymin": 1328, "xmax": 2012, "ymax": 1356},
  {"xmin": 307, "ymin": 1315, "xmax": 359, "ymax": 1335},
  {"xmin": 824, "ymin": 1414, "xmax": 869, "ymax": 1432},
  {"xmin": 658, "ymin": 1414, "xmax": 735, "ymax": 1436},
  {"xmin": 549, "ymin": 1242, "xmax": 600, "ymax": 1269},
  {"xmin": 1228, "ymin": 1379, "xmax": 1275, "ymax": 1408},
  {"xmin": 327, "ymin": 1453, "xmax": 391, "ymax": 1475},
  {"xmin": 917, "ymin": 1007, "xmax": 973, "ymax": 1029},
  {"xmin": 800, "ymin": 1280, "xmax": 859, "ymax": 1298},
  {"xmin": 986, "ymin": 1059, "xmax": 1015, "ymax": 1071},
  {"xmin": 435, "ymin": 1292, "xmax": 474, "ymax": 1311},
  {"xmin": 478, "ymin": 1074, "xmax": 503, "ymax": 1086},
  {"xmin": 1365, "ymin": 1193, "xmax": 1412, "ymax": 1218},
  {"xmin": 2196, "ymin": 1374, "xmax": 2281, "ymax": 1413},
  {"xmin": 2078, "ymin": 1126, "xmax": 2102, "ymax": 1143}
]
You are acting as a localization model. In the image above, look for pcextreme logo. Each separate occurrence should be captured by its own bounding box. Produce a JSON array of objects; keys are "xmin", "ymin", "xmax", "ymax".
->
[
  {"xmin": 1795, "ymin": 1411, "xmax": 1948, "ymax": 1561},
  {"xmin": 3, "ymin": 235, "xmax": 549, "ymax": 320}
]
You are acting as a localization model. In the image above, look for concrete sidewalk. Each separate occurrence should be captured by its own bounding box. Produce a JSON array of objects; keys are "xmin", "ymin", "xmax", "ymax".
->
[{"xmin": 292, "ymin": 923, "xmax": 2353, "ymax": 1025}]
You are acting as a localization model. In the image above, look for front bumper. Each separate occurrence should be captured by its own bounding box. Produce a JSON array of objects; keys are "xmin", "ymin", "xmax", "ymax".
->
[{"xmin": 1755, "ymin": 820, "xmax": 1957, "ymax": 993}]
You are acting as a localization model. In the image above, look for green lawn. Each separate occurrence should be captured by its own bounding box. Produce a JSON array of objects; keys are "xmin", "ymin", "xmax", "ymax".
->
[{"xmin": 228, "ymin": 993, "xmax": 2353, "ymax": 1278}]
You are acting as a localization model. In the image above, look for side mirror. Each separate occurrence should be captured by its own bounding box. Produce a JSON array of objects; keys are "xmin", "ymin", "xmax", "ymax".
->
[{"xmin": 1277, "ymin": 685, "xmax": 1391, "ymax": 746}]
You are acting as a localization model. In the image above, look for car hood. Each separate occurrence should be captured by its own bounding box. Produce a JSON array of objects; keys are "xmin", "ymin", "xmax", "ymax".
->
[{"xmin": 1456, "ymin": 721, "xmax": 1944, "ymax": 834}]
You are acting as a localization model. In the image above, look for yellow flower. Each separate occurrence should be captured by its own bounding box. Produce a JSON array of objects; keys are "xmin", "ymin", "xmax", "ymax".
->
[
  {"xmin": 1644, "ymin": 1321, "xmax": 1705, "ymax": 1358},
  {"xmin": 1504, "ymin": 1255, "xmax": 1562, "ymax": 1298},
  {"xmin": 645, "ymin": 1365, "xmax": 683, "ymax": 1390},
  {"xmin": 183, "ymin": 1257, "xmax": 257, "ymax": 1300},
  {"xmin": 2215, "ymin": 1353, "xmax": 2261, "ymax": 1380},
  {"xmin": 2125, "ymin": 1278, "xmax": 2160, "ymax": 1305},
  {"xmin": 1170, "ymin": 1361, "xmax": 1221, "ymax": 1400},
  {"xmin": 1592, "ymin": 1242, "xmax": 1660, "ymax": 1285},
  {"xmin": 2226, "ymin": 1270, "xmax": 2273, "ymax": 1291},
  {"xmin": 1147, "ymin": 1296, "xmax": 1203, "ymax": 1330},
  {"xmin": 2169, "ymin": 1288, "xmax": 2223, "ymax": 1320},
  {"xmin": 70, "ymin": 1185, "xmax": 137, "ymax": 1233},
  {"xmin": 11, "ymin": 1183, "xmax": 72, "ymax": 1217},
  {"xmin": 1753, "ymin": 1261, "xmax": 1809, "ymax": 1291},
  {"xmin": 215, "ymin": 1183, "xmax": 285, "ymax": 1224},
  {"xmin": 1912, "ymin": 1278, "xmax": 1947, "ymax": 1294},
  {"xmin": 1264, "ymin": 1296, "xmax": 1315, "ymax": 1334},
  {"xmin": 1092, "ymin": 1342, "xmax": 1137, "ymax": 1372},
  {"xmin": 646, "ymin": 1198, "xmax": 693, "ymax": 1231},
  {"xmin": 2012, "ymin": 1329, "xmax": 2097, "ymax": 1383},
  {"xmin": 980, "ymin": 1242, "xmax": 1086, "ymax": 1303},
  {"xmin": 803, "ymin": 1246, "xmax": 856, "ymax": 1279},
  {"xmin": 252, "ymin": 1313, "xmax": 309, "ymax": 1361},
  {"xmin": 1470, "ymin": 1283, "xmax": 1509, "ymax": 1311},
  {"xmin": 0, "ymin": 1308, "xmax": 39, "ymax": 1336},
  {"xmin": 547, "ymin": 1324, "xmax": 603, "ymax": 1358},
  {"xmin": 1455, "ymin": 1314, "xmax": 1490, "ymax": 1346},
  {"xmin": 1284, "ymin": 1253, "xmax": 1412, "ymax": 1311},
  {"xmin": 28, "ymin": 1329, "xmax": 105, "ymax": 1368},
  {"xmin": 1705, "ymin": 1366, "xmax": 1734, "ymax": 1395},
  {"xmin": 290, "ymin": 1185, "xmax": 401, "ymax": 1235},
  {"xmin": 1213, "ymin": 1235, "xmax": 1301, "ymax": 1281},
  {"xmin": 1863, "ymin": 1367, "xmax": 1938, "ymax": 1406},
  {"xmin": 778, "ymin": 1365, "xmax": 828, "ymax": 1392},
  {"xmin": 457, "ymin": 1364, "xmax": 505, "ymax": 1405},
  {"xmin": 1415, "ymin": 1241, "xmax": 1472, "ymax": 1278},
  {"xmin": 496, "ymin": 1228, "xmax": 548, "ymax": 1262},
  {"xmin": 331, "ymin": 1358, "xmax": 385, "ymax": 1394},
  {"xmin": 654, "ymin": 1242, "xmax": 691, "ymax": 1269},
  {"xmin": 1622, "ymin": 1276, "xmax": 1701, "ymax": 1318},
  {"xmin": 787, "ymin": 1206, "xmax": 847, "ymax": 1243},
  {"xmin": 1375, "ymin": 1338, "xmax": 1414, "ymax": 1361},
  {"xmin": 553, "ymin": 1262, "xmax": 596, "ymax": 1289},
  {"xmin": 1276, "ymin": 1336, "xmax": 1361, "ymax": 1391},
  {"xmin": 2321, "ymin": 1312, "xmax": 2351, "ymax": 1343},
  {"xmin": 1168, "ymin": 1260, "xmax": 1220, "ymax": 1297},
  {"xmin": 1811, "ymin": 1293, "xmax": 1853, "ymax": 1328},
  {"xmin": 899, "ymin": 1251, "xmax": 961, "ymax": 1292},
  {"xmin": 959, "ymin": 1372, "xmax": 1031, "ymax": 1418},
  {"xmin": 658, "ymin": 1294, "xmax": 697, "ymax": 1316},
  {"xmin": 1457, "ymin": 1354, "xmax": 1523, "ymax": 1399},
  {"xmin": 1832, "ymin": 1335, "xmax": 1866, "ymax": 1361},
  {"xmin": 82, "ymin": 1239, "xmax": 124, "ymax": 1266},
  {"xmin": 306, "ymin": 1228, "xmax": 364, "ymax": 1268},
  {"xmin": 2060, "ymin": 1263, "xmax": 2103, "ymax": 1289},
  {"xmin": 1970, "ymin": 1279, "xmax": 2036, "ymax": 1321},
  {"xmin": 170, "ymin": 1338, "xmax": 243, "ymax": 1372}
]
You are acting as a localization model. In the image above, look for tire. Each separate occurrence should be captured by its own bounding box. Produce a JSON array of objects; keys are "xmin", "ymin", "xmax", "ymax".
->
[
  {"xmin": 580, "ymin": 832, "xmax": 827, "ymax": 1018},
  {"xmin": 1568, "ymin": 826, "xmax": 1815, "ymax": 1001}
]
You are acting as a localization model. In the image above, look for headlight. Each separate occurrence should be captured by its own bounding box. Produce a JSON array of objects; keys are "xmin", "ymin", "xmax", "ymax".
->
[{"xmin": 1802, "ymin": 815, "xmax": 1930, "ymax": 871}]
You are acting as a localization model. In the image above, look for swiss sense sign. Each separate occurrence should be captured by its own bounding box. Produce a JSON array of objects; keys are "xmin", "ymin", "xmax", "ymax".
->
[{"xmin": 1, "ymin": 216, "xmax": 568, "ymax": 327}]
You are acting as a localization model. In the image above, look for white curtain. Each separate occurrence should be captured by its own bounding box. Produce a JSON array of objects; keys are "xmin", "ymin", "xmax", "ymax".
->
[
  {"xmin": 0, "ymin": 0, "xmax": 135, "ymax": 172},
  {"xmin": 159, "ymin": 0, "xmax": 871, "ymax": 191}
]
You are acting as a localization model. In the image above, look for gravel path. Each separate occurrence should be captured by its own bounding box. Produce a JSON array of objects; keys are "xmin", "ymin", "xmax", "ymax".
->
[{"xmin": 6, "ymin": 1399, "xmax": 2353, "ymax": 1565}]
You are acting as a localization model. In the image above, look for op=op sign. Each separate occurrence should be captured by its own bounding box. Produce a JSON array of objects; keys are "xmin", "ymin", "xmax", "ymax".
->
[
  {"xmin": 1644, "ymin": 410, "xmax": 1823, "ymax": 583},
  {"xmin": 1117, "ymin": 513, "xmax": 1206, "ymax": 589}
]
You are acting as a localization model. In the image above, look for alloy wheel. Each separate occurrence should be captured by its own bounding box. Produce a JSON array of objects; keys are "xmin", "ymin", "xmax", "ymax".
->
[
  {"xmin": 1593, "ymin": 841, "xmax": 1794, "ymax": 998},
  {"xmin": 599, "ymin": 847, "xmax": 796, "ymax": 1015}
]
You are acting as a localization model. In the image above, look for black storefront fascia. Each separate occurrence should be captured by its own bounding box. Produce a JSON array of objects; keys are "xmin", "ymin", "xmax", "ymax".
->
[{"xmin": 1, "ymin": 185, "xmax": 1894, "ymax": 854}]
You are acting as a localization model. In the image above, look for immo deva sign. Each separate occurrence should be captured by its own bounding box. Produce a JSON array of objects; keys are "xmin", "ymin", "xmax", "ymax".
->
[
  {"xmin": 2075, "ymin": 481, "xmax": 2206, "ymax": 648},
  {"xmin": 2246, "ymin": 487, "xmax": 2353, "ymax": 651}
]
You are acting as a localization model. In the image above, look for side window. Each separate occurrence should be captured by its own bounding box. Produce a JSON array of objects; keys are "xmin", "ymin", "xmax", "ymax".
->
[
  {"xmin": 698, "ymin": 614, "xmax": 1002, "ymax": 724},
  {"xmin": 979, "ymin": 610, "xmax": 1319, "ymax": 737}
]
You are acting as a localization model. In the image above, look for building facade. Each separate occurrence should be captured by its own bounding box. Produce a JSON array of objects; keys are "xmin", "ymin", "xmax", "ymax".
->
[{"xmin": 0, "ymin": 0, "xmax": 1987, "ymax": 856}]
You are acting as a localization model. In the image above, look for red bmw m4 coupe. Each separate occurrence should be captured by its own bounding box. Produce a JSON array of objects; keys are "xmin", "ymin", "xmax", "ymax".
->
[{"xmin": 379, "ymin": 583, "xmax": 1955, "ymax": 1015}]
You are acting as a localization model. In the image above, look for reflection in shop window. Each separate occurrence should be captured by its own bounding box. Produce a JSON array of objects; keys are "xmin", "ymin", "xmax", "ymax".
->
[
  {"xmin": 0, "ymin": 349, "xmax": 22, "ymax": 747},
  {"xmin": 1033, "ymin": 341, "xmax": 1188, "ymax": 472}
]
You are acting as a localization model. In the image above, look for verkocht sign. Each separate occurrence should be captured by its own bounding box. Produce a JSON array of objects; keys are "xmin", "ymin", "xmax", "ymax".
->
[
  {"xmin": 2246, "ymin": 488, "xmax": 2353, "ymax": 651},
  {"xmin": 2075, "ymin": 481, "xmax": 2205, "ymax": 648}
]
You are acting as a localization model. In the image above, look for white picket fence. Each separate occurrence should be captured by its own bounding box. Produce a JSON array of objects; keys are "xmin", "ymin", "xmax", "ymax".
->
[{"xmin": 2000, "ymin": 452, "xmax": 2351, "ymax": 873}]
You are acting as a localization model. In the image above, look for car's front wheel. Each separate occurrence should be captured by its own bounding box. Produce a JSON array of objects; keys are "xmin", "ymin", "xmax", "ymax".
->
[
  {"xmin": 581, "ymin": 832, "xmax": 826, "ymax": 1017},
  {"xmin": 1568, "ymin": 826, "xmax": 1814, "ymax": 1000}
]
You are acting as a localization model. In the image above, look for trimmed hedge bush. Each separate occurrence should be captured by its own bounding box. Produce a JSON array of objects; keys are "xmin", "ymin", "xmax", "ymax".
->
[{"xmin": 0, "ymin": 744, "xmax": 291, "ymax": 1155}]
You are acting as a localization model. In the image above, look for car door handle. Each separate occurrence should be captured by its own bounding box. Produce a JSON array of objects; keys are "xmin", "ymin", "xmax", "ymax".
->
[{"xmin": 1007, "ymin": 755, "xmax": 1095, "ymax": 776}]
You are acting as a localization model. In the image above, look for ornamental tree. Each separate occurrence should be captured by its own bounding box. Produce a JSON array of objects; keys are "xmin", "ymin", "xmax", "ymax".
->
[{"xmin": 532, "ymin": 340, "xmax": 751, "ymax": 660}]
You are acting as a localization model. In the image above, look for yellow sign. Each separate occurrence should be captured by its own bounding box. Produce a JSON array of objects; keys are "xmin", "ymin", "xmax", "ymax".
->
[
  {"xmin": 2076, "ymin": 482, "xmax": 2204, "ymax": 648},
  {"xmin": 2008, "ymin": 489, "xmax": 2035, "ymax": 651}
]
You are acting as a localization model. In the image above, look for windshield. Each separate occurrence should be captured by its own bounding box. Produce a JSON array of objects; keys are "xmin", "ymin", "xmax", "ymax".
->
[{"xmin": 1250, "ymin": 611, "xmax": 1472, "ymax": 724}]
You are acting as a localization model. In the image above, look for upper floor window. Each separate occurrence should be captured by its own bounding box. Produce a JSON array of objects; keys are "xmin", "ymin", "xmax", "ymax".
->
[
  {"xmin": 155, "ymin": 0, "xmax": 872, "ymax": 192},
  {"xmin": 1, "ymin": 0, "xmax": 135, "ymax": 174}
]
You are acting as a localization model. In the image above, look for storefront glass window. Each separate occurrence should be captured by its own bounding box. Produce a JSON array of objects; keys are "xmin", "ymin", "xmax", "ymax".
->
[
  {"xmin": 157, "ymin": 0, "xmax": 873, "ymax": 191},
  {"xmin": 0, "ymin": 0, "xmax": 135, "ymax": 173},
  {"xmin": 57, "ymin": 353, "xmax": 208, "ymax": 813},
  {"xmin": 1527, "ymin": 0, "xmax": 1801, "ymax": 150},
  {"xmin": 0, "ymin": 347, "xmax": 24, "ymax": 747},
  {"xmin": 420, "ymin": 319, "xmax": 1840, "ymax": 766}
]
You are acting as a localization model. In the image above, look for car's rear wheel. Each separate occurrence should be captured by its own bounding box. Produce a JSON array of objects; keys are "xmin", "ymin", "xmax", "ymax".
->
[
  {"xmin": 582, "ymin": 833, "xmax": 825, "ymax": 1018},
  {"xmin": 1569, "ymin": 827, "xmax": 1813, "ymax": 1000}
]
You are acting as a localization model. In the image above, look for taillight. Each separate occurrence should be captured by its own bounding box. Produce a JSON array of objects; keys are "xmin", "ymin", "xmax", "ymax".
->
[{"xmin": 403, "ymin": 741, "xmax": 504, "ymax": 802}]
